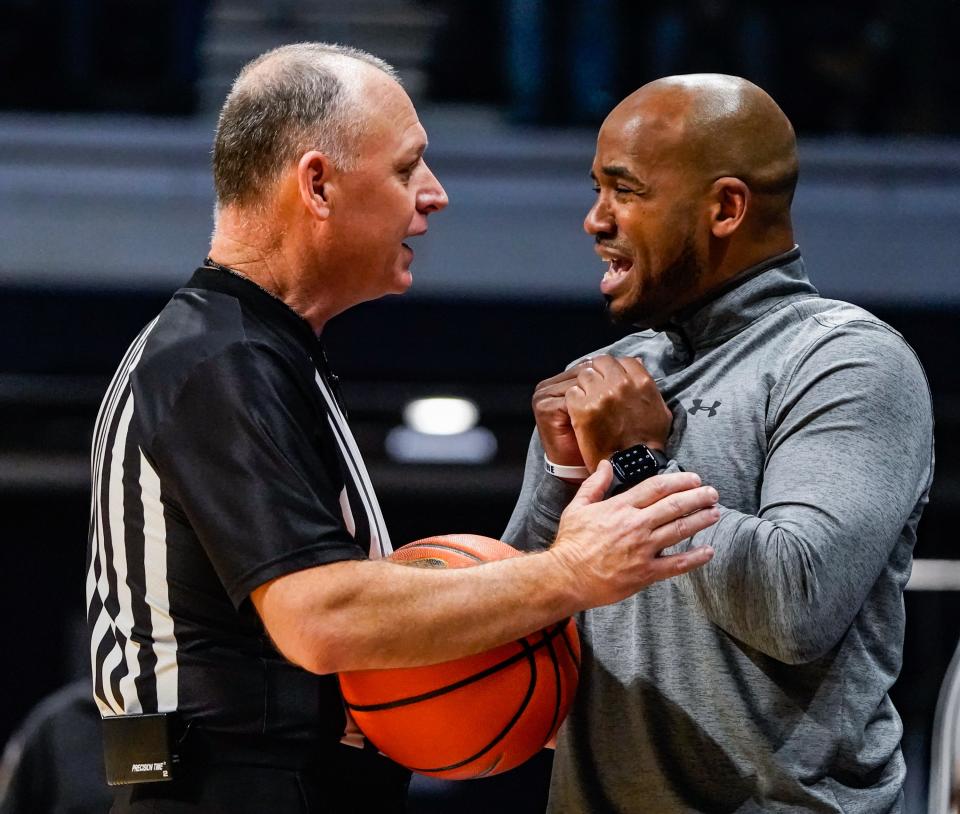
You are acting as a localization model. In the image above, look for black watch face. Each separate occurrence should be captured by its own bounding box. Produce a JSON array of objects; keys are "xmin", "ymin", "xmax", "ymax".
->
[{"xmin": 611, "ymin": 446, "xmax": 659, "ymax": 485}]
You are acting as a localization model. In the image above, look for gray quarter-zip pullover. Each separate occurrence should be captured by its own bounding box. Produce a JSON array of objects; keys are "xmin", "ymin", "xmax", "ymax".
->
[{"xmin": 504, "ymin": 248, "xmax": 934, "ymax": 813}]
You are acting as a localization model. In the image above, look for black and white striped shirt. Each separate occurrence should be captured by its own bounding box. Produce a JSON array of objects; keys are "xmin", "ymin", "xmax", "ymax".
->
[{"xmin": 86, "ymin": 265, "xmax": 391, "ymax": 740}]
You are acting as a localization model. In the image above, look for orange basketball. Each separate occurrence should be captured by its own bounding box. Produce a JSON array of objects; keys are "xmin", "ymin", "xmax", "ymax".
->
[{"xmin": 338, "ymin": 534, "xmax": 580, "ymax": 780}]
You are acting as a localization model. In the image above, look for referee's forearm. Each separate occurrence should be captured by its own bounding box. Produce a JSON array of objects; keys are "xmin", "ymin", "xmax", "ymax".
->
[
  {"xmin": 251, "ymin": 553, "xmax": 581, "ymax": 675},
  {"xmin": 253, "ymin": 466, "xmax": 719, "ymax": 672}
]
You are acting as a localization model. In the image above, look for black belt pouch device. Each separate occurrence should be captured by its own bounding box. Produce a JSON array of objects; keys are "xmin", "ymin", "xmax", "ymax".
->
[{"xmin": 102, "ymin": 713, "xmax": 181, "ymax": 785}]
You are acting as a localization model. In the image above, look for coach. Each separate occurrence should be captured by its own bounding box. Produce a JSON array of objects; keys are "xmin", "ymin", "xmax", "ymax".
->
[
  {"xmin": 505, "ymin": 74, "xmax": 935, "ymax": 812},
  {"xmin": 87, "ymin": 44, "xmax": 721, "ymax": 813}
]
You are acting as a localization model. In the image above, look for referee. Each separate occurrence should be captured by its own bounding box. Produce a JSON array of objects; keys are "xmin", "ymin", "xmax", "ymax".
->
[{"xmin": 87, "ymin": 43, "xmax": 721, "ymax": 813}]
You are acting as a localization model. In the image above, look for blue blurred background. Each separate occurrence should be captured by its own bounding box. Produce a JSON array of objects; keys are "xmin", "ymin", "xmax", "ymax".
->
[{"xmin": 0, "ymin": 1, "xmax": 958, "ymax": 811}]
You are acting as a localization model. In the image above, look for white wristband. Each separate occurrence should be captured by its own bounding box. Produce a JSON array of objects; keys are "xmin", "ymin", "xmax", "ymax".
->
[{"xmin": 543, "ymin": 454, "xmax": 589, "ymax": 480}]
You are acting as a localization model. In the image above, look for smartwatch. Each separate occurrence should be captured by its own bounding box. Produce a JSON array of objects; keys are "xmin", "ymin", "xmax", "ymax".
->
[{"xmin": 609, "ymin": 444, "xmax": 669, "ymax": 491}]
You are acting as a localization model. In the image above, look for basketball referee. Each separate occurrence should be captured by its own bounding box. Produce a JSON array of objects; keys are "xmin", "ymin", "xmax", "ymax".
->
[{"xmin": 87, "ymin": 44, "xmax": 722, "ymax": 813}]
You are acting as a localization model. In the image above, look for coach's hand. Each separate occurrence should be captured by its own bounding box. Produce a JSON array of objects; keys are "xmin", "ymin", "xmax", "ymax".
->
[
  {"xmin": 565, "ymin": 355, "xmax": 672, "ymax": 471},
  {"xmin": 532, "ymin": 361, "xmax": 594, "ymax": 469},
  {"xmin": 549, "ymin": 462, "xmax": 718, "ymax": 606}
]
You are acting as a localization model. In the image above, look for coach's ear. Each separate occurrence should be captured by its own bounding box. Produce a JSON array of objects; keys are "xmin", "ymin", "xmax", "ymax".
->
[
  {"xmin": 298, "ymin": 150, "xmax": 334, "ymax": 220},
  {"xmin": 708, "ymin": 176, "xmax": 749, "ymax": 239}
]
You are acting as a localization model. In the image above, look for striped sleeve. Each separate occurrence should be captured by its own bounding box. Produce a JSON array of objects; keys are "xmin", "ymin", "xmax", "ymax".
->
[{"xmin": 86, "ymin": 320, "xmax": 178, "ymax": 716}]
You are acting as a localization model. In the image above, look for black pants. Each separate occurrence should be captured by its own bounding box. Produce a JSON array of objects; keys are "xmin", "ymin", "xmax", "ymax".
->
[{"xmin": 111, "ymin": 732, "xmax": 410, "ymax": 813}]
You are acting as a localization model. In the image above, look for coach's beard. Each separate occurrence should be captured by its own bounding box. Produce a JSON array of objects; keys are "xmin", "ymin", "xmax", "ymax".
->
[{"xmin": 605, "ymin": 239, "xmax": 706, "ymax": 331}]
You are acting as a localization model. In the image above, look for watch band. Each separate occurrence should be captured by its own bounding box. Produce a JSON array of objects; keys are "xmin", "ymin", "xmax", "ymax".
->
[{"xmin": 609, "ymin": 444, "xmax": 669, "ymax": 489}]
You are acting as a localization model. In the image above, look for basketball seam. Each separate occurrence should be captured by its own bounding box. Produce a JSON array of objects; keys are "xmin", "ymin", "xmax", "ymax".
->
[
  {"xmin": 541, "ymin": 626, "xmax": 563, "ymax": 750},
  {"xmin": 559, "ymin": 624, "xmax": 581, "ymax": 670},
  {"xmin": 396, "ymin": 542, "xmax": 483, "ymax": 562},
  {"xmin": 343, "ymin": 624, "xmax": 567, "ymax": 712},
  {"xmin": 403, "ymin": 639, "xmax": 540, "ymax": 775}
]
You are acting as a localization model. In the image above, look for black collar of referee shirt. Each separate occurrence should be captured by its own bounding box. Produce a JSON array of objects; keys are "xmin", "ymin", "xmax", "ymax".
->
[
  {"xmin": 190, "ymin": 261, "xmax": 320, "ymax": 349},
  {"xmin": 187, "ymin": 262, "xmax": 347, "ymax": 412}
]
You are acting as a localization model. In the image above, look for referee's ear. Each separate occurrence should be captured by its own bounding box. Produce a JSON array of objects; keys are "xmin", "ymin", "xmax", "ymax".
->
[{"xmin": 297, "ymin": 150, "xmax": 333, "ymax": 220}]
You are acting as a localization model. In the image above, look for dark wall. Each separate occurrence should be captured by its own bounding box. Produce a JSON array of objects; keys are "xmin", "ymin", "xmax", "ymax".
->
[{"xmin": 0, "ymin": 0, "xmax": 207, "ymax": 114}]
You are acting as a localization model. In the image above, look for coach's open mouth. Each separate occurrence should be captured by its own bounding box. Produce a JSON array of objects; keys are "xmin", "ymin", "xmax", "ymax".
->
[{"xmin": 600, "ymin": 254, "xmax": 633, "ymax": 294}]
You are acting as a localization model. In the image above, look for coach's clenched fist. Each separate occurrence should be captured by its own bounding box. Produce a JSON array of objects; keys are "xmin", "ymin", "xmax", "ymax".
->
[
  {"xmin": 565, "ymin": 355, "xmax": 672, "ymax": 471},
  {"xmin": 532, "ymin": 361, "xmax": 594, "ymax": 468}
]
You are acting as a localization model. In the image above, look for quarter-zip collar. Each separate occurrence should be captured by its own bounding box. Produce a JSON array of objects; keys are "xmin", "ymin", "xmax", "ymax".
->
[{"xmin": 659, "ymin": 246, "xmax": 816, "ymax": 363}]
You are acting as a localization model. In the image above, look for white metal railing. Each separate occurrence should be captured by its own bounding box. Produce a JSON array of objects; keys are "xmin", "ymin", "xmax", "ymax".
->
[
  {"xmin": 930, "ymin": 638, "xmax": 960, "ymax": 814},
  {"xmin": 909, "ymin": 560, "xmax": 960, "ymax": 593},
  {"xmin": 916, "ymin": 560, "xmax": 960, "ymax": 814}
]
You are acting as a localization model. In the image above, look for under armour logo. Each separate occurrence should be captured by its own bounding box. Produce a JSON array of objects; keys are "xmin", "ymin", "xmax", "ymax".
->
[{"xmin": 688, "ymin": 399, "xmax": 721, "ymax": 417}]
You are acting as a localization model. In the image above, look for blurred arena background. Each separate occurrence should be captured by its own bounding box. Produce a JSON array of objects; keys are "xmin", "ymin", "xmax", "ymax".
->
[{"xmin": 0, "ymin": 1, "xmax": 958, "ymax": 811}]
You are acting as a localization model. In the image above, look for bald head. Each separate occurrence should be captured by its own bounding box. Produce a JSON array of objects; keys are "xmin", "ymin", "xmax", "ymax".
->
[
  {"xmin": 585, "ymin": 74, "xmax": 799, "ymax": 327},
  {"xmin": 212, "ymin": 43, "xmax": 400, "ymax": 209},
  {"xmin": 607, "ymin": 74, "xmax": 799, "ymax": 221}
]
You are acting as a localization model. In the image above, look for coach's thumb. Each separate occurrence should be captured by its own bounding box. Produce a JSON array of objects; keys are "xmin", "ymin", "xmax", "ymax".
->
[{"xmin": 567, "ymin": 460, "xmax": 613, "ymax": 510}]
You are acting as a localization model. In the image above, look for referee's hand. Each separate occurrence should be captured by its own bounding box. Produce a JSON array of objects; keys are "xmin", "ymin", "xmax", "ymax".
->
[{"xmin": 548, "ymin": 462, "xmax": 718, "ymax": 608}]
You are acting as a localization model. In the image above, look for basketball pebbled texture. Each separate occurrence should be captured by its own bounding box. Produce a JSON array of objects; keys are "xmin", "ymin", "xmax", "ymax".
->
[{"xmin": 338, "ymin": 534, "xmax": 581, "ymax": 779}]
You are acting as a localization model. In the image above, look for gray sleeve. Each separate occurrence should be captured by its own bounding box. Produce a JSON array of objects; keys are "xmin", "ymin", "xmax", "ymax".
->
[
  {"xmin": 681, "ymin": 321, "xmax": 934, "ymax": 664},
  {"xmin": 502, "ymin": 429, "xmax": 581, "ymax": 552}
]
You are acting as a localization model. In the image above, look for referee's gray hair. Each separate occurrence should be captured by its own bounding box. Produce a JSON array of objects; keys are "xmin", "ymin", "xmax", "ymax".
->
[{"xmin": 212, "ymin": 42, "xmax": 399, "ymax": 209}]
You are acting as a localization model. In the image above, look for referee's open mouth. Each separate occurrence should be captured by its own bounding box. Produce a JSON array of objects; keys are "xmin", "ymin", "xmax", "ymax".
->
[{"xmin": 402, "ymin": 225, "xmax": 428, "ymax": 260}]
